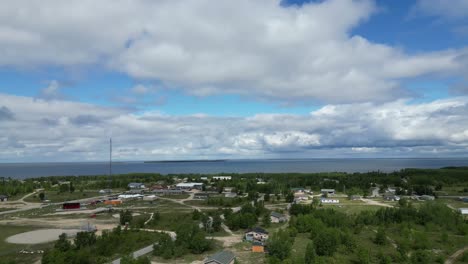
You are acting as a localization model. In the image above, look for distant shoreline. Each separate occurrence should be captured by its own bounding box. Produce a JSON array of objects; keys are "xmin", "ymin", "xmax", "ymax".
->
[{"xmin": 144, "ymin": 159, "xmax": 227, "ymax": 163}]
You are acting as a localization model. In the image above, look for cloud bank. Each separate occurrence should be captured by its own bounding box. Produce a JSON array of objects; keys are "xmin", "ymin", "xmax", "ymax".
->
[
  {"xmin": 1, "ymin": 93, "xmax": 468, "ymax": 161},
  {"xmin": 0, "ymin": 0, "xmax": 466, "ymax": 103}
]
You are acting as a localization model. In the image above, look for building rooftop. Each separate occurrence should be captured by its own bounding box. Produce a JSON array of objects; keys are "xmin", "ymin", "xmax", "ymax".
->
[
  {"xmin": 205, "ymin": 251, "xmax": 235, "ymax": 264},
  {"xmin": 270, "ymin": 211, "xmax": 285, "ymax": 218},
  {"xmin": 246, "ymin": 227, "xmax": 269, "ymax": 235}
]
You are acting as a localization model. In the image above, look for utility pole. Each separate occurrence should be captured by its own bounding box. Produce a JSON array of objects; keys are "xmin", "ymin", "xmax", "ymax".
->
[
  {"xmin": 110, "ymin": 138, "xmax": 112, "ymax": 177},
  {"xmin": 109, "ymin": 138, "xmax": 112, "ymax": 190}
]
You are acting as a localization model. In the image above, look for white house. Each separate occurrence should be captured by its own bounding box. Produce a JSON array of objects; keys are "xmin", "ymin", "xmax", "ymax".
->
[
  {"xmin": 270, "ymin": 212, "xmax": 287, "ymax": 223},
  {"xmin": 213, "ymin": 176, "xmax": 232, "ymax": 181},
  {"xmin": 321, "ymin": 198, "xmax": 339, "ymax": 204},
  {"xmin": 321, "ymin": 189, "xmax": 335, "ymax": 196},
  {"xmin": 459, "ymin": 208, "xmax": 468, "ymax": 215},
  {"xmin": 245, "ymin": 227, "xmax": 269, "ymax": 242},
  {"xmin": 118, "ymin": 194, "xmax": 144, "ymax": 199},
  {"xmin": 143, "ymin": 195, "xmax": 158, "ymax": 201},
  {"xmin": 128, "ymin": 182, "xmax": 145, "ymax": 189},
  {"xmin": 0, "ymin": 195, "xmax": 8, "ymax": 202},
  {"xmin": 176, "ymin": 182, "xmax": 204, "ymax": 190}
]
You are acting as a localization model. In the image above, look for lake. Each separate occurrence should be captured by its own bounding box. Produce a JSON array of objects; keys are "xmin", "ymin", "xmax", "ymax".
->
[{"xmin": 1, "ymin": 158, "xmax": 468, "ymax": 179}]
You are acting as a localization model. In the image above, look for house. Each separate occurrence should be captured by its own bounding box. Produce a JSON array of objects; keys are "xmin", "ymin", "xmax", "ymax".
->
[
  {"xmin": 194, "ymin": 193, "xmax": 210, "ymax": 200},
  {"xmin": 293, "ymin": 195, "xmax": 309, "ymax": 204},
  {"xmin": 383, "ymin": 193, "xmax": 400, "ymax": 201},
  {"xmin": 420, "ymin": 195, "xmax": 435, "ymax": 201},
  {"xmin": 128, "ymin": 182, "xmax": 145, "ymax": 189},
  {"xmin": 224, "ymin": 192, "xmax": 237, "ymax": 198},
  {"xmin": 245, "ymin": 227, "xmax": 269, "ymax": 242},
  {"xmin": 200, "ymin": 177, "xmax": 208, "ymax": 181},
  {"xmin": 291, "ymin": 188, "xmax": 305, "ymax": 195},
  {"xmin": 99, "ymin": 189, "xmax": 112, "ymax": 194},
  {"xmin": 223, "ymin": 187, "xmax": 234, "ymax": 193},
  {"xmin": 0, "ymin": 195, "xmax": 8, "ymax": 202},
  {"xmin": 349, "ymin": 195, "xmax": 362, "ymax": 200},
  {"xmin": 213, "ymin": 176, "xmax": 232, "ymax": 181},
  {"xmin": 104, "ymin": 200, "xmax": 122, "ymax": 206},
  {"xmin": 62, "ymin": 202, "xmax": 81, "ymax": 210},
  {"xmin": 118, "ymin": 194, "xmax": 144, "ymax": 199},
  {"xmin": 459, "ymin": 208, "xmax": 468, "ymax": 215},
  {"xmin": 204, "ymin": 251, "xmax": 236, "ymax": 264},
  {"xmin": 176, "ymin": 182, "xmax": 204, "ymax": 190},
  {"xmin": 252, "ymin": 241, "xmax": 265, "ymax": 253},
  {"xmin": 153, "ymin": 189, "xmax": 186, "ymax": 196},
  {"xmin": 127, "ymin": 189, "xmax": 144, "ymax": 194},
  {"xmin": 151, "ymin": 184, "xmax": 167, "ymax": 190},
  {"xmin": 143, "ymin": 195, "xmax": 158, "ymax": 201},
  {"xmin": 321, "ymin": 189, "xmax": 335, "ymax": 196},
  {"xmin": 270, "ymin": 212, "xmax": 287, "ymax": 223},
  {"xmin": 386, "ymin": 187, "xmax": 396, "ymax": 194},
  {"xmin": 321, "ymin": 198, "xmax": 339, "ymax": 204}
]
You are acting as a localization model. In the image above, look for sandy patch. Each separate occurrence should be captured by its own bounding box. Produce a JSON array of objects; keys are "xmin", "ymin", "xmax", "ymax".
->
[
  {"xmin": 112, "ymin": 212, "xmax": 141, "ymax": 218},
  {"xmin": 6, "ymin": 229, "xmax": 81, "ymax": 244}
]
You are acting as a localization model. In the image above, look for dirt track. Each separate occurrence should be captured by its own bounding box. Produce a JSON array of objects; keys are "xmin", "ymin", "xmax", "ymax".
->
[{"xmin": 6, "ymin": 228, "xmax": 81, "ymax": 244}]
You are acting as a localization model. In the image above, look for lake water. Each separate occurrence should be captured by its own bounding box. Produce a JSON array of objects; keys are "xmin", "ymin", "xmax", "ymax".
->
[{"xmin": 1, "ymin": 158, "xmax": 468, "ymax": 179}]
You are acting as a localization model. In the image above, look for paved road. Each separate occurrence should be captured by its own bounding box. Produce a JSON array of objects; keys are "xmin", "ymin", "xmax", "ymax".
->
[
  {"xmin": 111, "ymin": 244, "xmax": 155, "ymax": 264},
  {"xmin": 445, "ymin": 246, "xmax": 468, "ymax": 264}
]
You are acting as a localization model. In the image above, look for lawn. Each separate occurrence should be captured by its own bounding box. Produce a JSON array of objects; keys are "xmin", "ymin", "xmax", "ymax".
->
[
  {"xmin": 25, "ymin": 190, "xmax": 102, "ymax": 203},
  {"xmin": 331, "ymin": 204, "xmax": 382, "ymax": 215},
  {"xmin": 150, "ymin": 239, "xmax": 224, "ymax": 263},
  {"xmin": 0, "ymin": 224, "xmax": 54, "ymax": 263}
]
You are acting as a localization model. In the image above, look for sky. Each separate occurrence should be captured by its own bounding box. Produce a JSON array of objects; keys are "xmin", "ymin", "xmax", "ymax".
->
[{"xmin": 1, "ymin": 0, "xmax": 468, "ymax": 162}]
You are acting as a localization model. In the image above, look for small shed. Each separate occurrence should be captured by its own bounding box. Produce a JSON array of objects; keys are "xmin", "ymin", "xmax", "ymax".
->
[
  {"xmin": 270, "ymin": 212, "xmax": 287, "ymax": 223},
  {"xmin": 62, "ymin": 202, "xmax": 81, "ymax": 210},
  {"xmin": 245, "ymin": 227, "xmax": 269, "ymax": 242},
  {"xmin": 0, "ymin": 195, "xmax": 9, "ymax": 202},
  {"xmin": 99, "ymin": 189, "xmax": 112, "ymax": 194},
  {"xmin": 204, "ymin": 250, "xmax": 236, "ymax": 264},
  {"xmin": 143, "ymin": 195, "xmax": 158, "ymax": 201},
  {"xmin": 252, "ymin": 241, "xmax": 265, "ymax": 253},
  {"xmin": 349, "ymin": 195, "xmax": 362, "ymax": 200},
  {"xmin": 321, "ymin": 189, "xmax": 335, "ymax": 196},
  {"xmin": 194, "ymin": 193, "xmax": 210, "ymax": 200},
  {"xmin": 104, "ymin": 200, "xmax": 122, "ymax": 206},
  {"xmin": 420, "ymin": 195, "xmax": 435, "ymax": 201},
  {"xmin": 128, "ymin": 182, "xmax": 145, "ymax": 189}
]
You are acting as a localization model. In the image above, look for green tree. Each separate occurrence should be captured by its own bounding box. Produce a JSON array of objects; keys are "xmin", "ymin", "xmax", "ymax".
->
[
  {"xmin": 74, "ymin": 231, "xmax": 97, "ymax": 249},
  {"xmin": 377, "ymin": 251, "xmax": 392, "ymax": 264},
  {"xmin": 121, "ymin": 255, "xmax": 151, "ymax": 264},
  {"xmin": 374, "ymin": 227, "xmax": 387, "ymax": 245},
  {"xmin": 313, "ymin": 229, "xmax": 339, "ymax": 256},
  {"xmin": 305, "ymin": 241, "xmax": 316, "ymax": 264},
  {"xmin": 356, "ymin": 247, "xmax": 370, "ymax": 264},
  {"xmin": 267, "ymin": 229, "xmax": 293, "ymax": 260},
  {"xmin": 212, "ymin": 214, "xmax": 222, "ymax": 232},
  {"xmin": 39, "ymin": 192, "xmax": 45, "ymax": 201},
  {"xmin": 262, "ymin": 213, "xmax": 271, "ymax": 227},
  {"xmin": 54, "ymin": 233, "xmax": 72, "ymax": 252},
  {"xmin": 154, "ymin": 233, "xmax": 175, "ymax": 259},
  {"xmin": 120, "ymin": 210, "xmax": 133, "ymax": 225}
]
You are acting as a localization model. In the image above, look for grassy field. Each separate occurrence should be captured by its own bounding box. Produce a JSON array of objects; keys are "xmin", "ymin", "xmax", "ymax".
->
[
  {"xmin": 150, "ymin": 239, "xmax": 224, "ymax": 263},
  {"xmin": 0, "ymin": 225, "xmax": 54, "ymax": 263},
  {"xmin": 231, "ymin": 241, "xmax": 266, "ymax": 264},
  {"xmin": 25, "ymin": 190, "xmax": 102, "ymax": 203}
]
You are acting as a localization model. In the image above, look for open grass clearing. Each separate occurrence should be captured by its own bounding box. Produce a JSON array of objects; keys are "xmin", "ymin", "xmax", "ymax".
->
[
  {"xmin": 0, "ymin": 224, "xmax": 54, "ymax": 263},
  {"xmin": 24, "ymin": 190, "xmax": 102, "ymax": 203}
]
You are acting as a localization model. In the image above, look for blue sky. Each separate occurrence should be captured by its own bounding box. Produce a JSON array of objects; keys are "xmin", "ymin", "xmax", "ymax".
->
[{"xmin": 0, "ymin": 0, "xmax": 467, "ymax": 161}]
